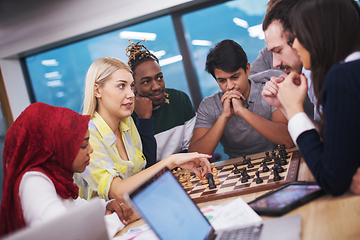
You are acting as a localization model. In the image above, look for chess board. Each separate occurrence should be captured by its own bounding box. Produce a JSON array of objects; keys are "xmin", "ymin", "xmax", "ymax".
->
[{"xmin": 176, "ymin": 149, "xmax": 301, "ymax": 203}]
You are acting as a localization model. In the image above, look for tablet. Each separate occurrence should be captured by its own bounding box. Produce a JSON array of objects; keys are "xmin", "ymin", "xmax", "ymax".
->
[{"xmin": 248, "ymin": 182, "xmax": 324, "ymax": 216}]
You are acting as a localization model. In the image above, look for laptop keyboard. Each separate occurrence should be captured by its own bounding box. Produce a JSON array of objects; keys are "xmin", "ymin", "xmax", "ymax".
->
[{"xmin": 217, "ymin": 224, "xmax": 263, "ymax": 240}]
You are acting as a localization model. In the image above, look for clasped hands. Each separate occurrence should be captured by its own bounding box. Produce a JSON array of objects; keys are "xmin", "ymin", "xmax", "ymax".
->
[
  {"xmin": 220, "ymin": 90, "xmax": 246, "ymax": 118},
  {"xmin": 262, "ymin": 72, "xmax": 308, "ymax": 120}
]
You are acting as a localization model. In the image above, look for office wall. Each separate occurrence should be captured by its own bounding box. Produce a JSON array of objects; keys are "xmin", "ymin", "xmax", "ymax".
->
[{"xmin": 0, "ymin": 0, "xmax": 194, "ymax": 120}]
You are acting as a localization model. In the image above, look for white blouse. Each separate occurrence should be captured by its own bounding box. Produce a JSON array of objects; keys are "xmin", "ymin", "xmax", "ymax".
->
[{"xmin": 19, "ymin": 171, "xmax": 124, "ymax": 238}]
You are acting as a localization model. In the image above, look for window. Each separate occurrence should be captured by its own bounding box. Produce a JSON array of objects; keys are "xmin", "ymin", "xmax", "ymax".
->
[
  {"xmin": 23, "ymin": 0, "xmax": 269, "ymax": 161},
  {"xmin": 25, "ymin": 15, "xmax": 188, "ymax": 113},
  {"xmin": 182, "ymin": 0, "xmax": 268, "ymax": 98}
]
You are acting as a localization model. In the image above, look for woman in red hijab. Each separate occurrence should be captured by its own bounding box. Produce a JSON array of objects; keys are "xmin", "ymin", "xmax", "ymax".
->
[
  {"xmin": 0, "ymin": 103, "xmax": 126, "ymax": 237},
  {"xmin": 0, "ymin": 102, "xmax": 213, "ymax": 237}
]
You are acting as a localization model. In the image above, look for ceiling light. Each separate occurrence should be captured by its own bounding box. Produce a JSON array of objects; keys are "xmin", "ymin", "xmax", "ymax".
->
[
  {"xmin": 159, "ymin": 55, "xmax": 183, "ymax": 67},
  {"xmin": 152, "ymin": 50, "xmax": 166, "ymax": 59},
  {"xmin": 248, "ymin": 24, "xmax": 265, "ymax": 40},
  {"xmin": 41, "ymin": 59, "xmax": 59, "ymax": 66},
  {"xmin": 233, "ymin": 17, "xmax": 249, "ymax": 28},
  {"xmin": 192, "ymin": 40, "xmax": 212, "ymax": 46}
]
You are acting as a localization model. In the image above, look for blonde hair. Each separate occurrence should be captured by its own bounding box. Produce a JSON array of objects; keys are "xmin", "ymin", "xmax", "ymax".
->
[{"xmin": 82, "ymin": 57, "xmax": 132, "ymax": 117}]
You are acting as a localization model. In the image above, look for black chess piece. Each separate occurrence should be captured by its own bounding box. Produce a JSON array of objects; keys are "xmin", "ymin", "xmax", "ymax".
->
[
  {"xmin": 241, "ymin": 169, "xmax": 249, "ymax": 183},
  {"xmin": 242, "ymin": 154, "xmax": 248, "ymax": 164},
  {"xmin": 262, "ymin": 160, "xmax": 269, "ymax": 172},
  {"xmin": 273, "ymin": 160, "xmax": 284, "ymax": 173},
  {"xmin": 272, "ymin": 150, "xmax": 278, "ymax": 159},
  {"xmin": 279, "ymin": 154, "xmax": 288, "ymax": 165},
  {"xmin": 273, "ymin": 166, "xmax": 281, "ymax": 181},
  {"xmin": 255, "ymin": 171, "xmax": 263, "ymax": 184},
  {"xmin": 241, "ymin": 176, "xmax": 248, "ymax": 183},
  {"xmin": 280, "ymin": 144, "xmax": 290, "ymax": 159},
  {"xmin": 247, "ymin": 157, "xmax": 254, "ymax": 168},
  {"xmin": 233, "ymin": 163, "xmax": 241, "ymax": 174},
  {"xmin": 274, "ymin": 156, "xmax": 285, "ymax": 173},
  {"xmin": 242, "ymin": 167, "xmax": 250, "ymax": 179},
  {"xmin": 264, "ymin": 151, "xmax": 272, "ymax": 162},
  {"xmin": 206, "ymin": 173, "xmax": 217, "ymax": 189},
  {"xmin": 278, "ymin": 146, "xmax": 288, "ymax": 165}
]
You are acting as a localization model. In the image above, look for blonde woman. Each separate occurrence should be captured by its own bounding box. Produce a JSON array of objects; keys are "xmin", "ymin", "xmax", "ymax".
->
[{"xmin": 75, "ymin": 57, "xmax": 211, "ymax": 212}]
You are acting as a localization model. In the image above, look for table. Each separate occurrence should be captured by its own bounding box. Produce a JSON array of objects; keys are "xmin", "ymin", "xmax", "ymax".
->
[{"xmin": 115, "ymin": 148, "xmax": 360, "ymax": 240}]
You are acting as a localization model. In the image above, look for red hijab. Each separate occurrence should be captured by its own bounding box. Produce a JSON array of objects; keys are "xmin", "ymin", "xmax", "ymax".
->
[{"xmin": 0, "ymin": 103, "xmax": 90, "ymax": 236}]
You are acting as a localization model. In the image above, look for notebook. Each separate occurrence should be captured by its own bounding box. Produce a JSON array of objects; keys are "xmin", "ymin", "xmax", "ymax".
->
[
  {"xmin": 4, "ymin": 198, "xmax": 109, "ymax": 240},
  {"xmin": 126, "ymin": 167, "xmax": 301, "ymax": 240}
]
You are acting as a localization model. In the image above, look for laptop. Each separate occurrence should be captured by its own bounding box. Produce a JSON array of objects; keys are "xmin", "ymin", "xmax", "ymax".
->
[
  {"xmin": 126, "ymin": 167, "xmax": 301, "ymax": 240},
  {"xmin": 3, "ymin": 198, "xmax": 109, "ymax": 240}
]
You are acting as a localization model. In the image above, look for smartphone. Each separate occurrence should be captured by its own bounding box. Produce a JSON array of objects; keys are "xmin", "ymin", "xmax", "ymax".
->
[{"xmin": 247, "ymin": 181, "xmax": 324, "ymax": 216}]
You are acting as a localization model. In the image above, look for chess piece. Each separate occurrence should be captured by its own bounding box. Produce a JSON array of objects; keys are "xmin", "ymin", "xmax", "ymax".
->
[
  {"xmin": 279, "ymin": 154, "xmax": 288, "ymax": 165},
  {"xmin": 213, "ymin": 172, "xmax": 221, "ymax": 185},
  {"xmin": 172, "ymin": 169, "xmax": 178, "ymax": 179},
  {"xmin": 274, "ymin": 158, "xmax": 284, "ymax": 173},
  {"xmin": 262, "ymin": 160, "xmax": 269, "ymax": 172},
  {"xmin": 280, "ymin": 144, "xmax": 290, "ymax": 158},
  {"xmin": 186, "ymin": 173, "xmax": 193, "ymax": 188},
  {"xmin": 212, "ymin": 163, "xmax": 218, "ymax": 173},
  {"xmin": 242, "ymin": 154, "xmax": 248, "ymax": 164},
  {"xmin": 255, "ymin": 171, "xmax": 263, "ymax": 184},
  {"xmin": 206, "ymin": 173, "xmax": 217, "ymax": 189},
  {"xmin": 242, "ymin": 167, "xmax": 250, "ymax": 179},
  {"xmin": 247, "ymin": 157, "xmax": 254, "ymax": 168},
  {"xmin": 273, "ymin": 166, "xmax": 281, "ymax": 181},
  {"xmin": 233, "ymin": 163, "xmax": 241, "ymax": 174},
  {"xmin": 264, "ymin": 151, "xmax": 272, "ymax": 162},
  {"xmin": 241, "ymin": 172, "xmax": 248, "ymax": 183},
  {"xmin": 271, "ymin": 150, "xmax": 276, "ymax": 159},
  {"xmin": 178, "ymin": 168, "xmax": 186, "ymax": 183}
]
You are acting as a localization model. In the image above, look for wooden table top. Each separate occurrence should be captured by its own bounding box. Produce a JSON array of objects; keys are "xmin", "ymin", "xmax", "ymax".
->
[{"xmin": 115, "ymin": 148, "xmax": 360, "ymax": 240}]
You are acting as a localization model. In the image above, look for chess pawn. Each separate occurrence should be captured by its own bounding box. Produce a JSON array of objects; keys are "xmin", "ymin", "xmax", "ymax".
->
[
  {"xmin": 241, "ymin": 175, "xmax": 248, "ymax": 183},
  {"xmin": 233, "ymin": 163, "xmax": 241, "ymax": 174},
  {"xmin": 186, "ymin": 173, "xmax": 193, "ymax": 188},
  {"xmin": 242, "ymin": 167, "xmax": 250, "ymax": 179},
  {"xmin": 262, "ymin": 160, "xmax": 269, "ymax": 172},
  {"xmin": 242, "ymin": 154, "xmax": 248, "ymax": 164},
  {"xmin": 247, "ymin": 157, "xmax": 254, "ymax": 168},
  {"xmin": 213, "ymin": 172, "xmax": 221, "ymax": 185},
  {"xmin": 273, "ymin": 166, "xmax": 281, "ymax": 181},
  {"xmin": 172, "ymin": 169, "xmax": 178, "ymax": 179},
  {"xmin": 178, "ymin": 168, "xmax": 186, "ymax": 183},
  {"xmin": 264, "ymin": 151, "xmax": 272, "ymax": 162},
  {"xmin": 211, "ymin": 163, "xmax": 218, "ymax": 173},
  {"xmin": 255, "ymin": 171, "xmax": 263, "ymax": 184}
]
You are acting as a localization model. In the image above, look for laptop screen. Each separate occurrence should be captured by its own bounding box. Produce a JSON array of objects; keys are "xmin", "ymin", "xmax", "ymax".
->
[{"xmin": 130, "ymin": 169, "xmax": 212, "ymax": 240}]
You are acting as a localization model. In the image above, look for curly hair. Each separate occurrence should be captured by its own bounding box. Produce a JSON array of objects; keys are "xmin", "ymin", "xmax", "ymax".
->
[
  {"xmin": 126, "ymin": 40, "xmax": 159, "ymax": 72},
  {"xmin": 125, "ymin": 40, "xmax": 170, "ymax": 104}
]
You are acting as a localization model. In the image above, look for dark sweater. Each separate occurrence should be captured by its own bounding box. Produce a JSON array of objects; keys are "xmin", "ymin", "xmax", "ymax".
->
[{"xmin": 297, "ymin": 59, "xmax": 360, "ymax": 196}]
